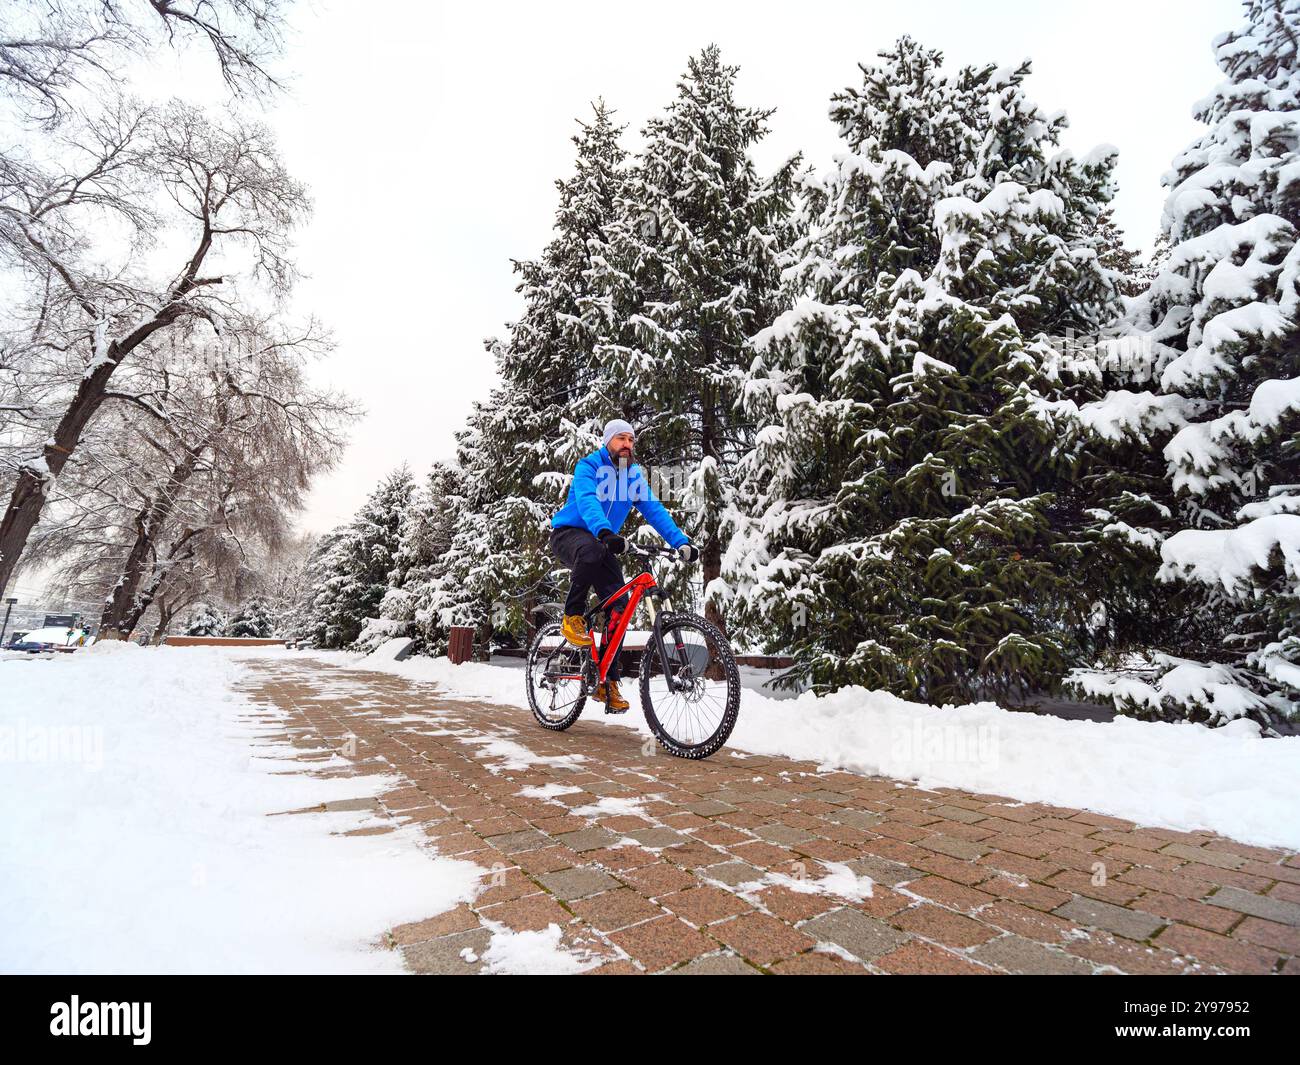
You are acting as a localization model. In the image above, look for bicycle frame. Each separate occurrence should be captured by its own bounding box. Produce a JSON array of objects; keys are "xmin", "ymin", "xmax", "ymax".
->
[
  {"xmin": 585, "ymin": 571, "xmax": 653, "ymax": 683},
  {"xmin": 547, "ymin": 548, "xmax": 690, "ymax": 690}
]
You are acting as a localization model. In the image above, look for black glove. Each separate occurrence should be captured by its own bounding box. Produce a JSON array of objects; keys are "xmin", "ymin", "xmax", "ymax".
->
[
  {"xmin": 598, "ymin": 529, "xmax": 626, "ymax": 555},
  {"xmin": 677, "ymin": 543, "xmax": 700, "ymax": 562}
]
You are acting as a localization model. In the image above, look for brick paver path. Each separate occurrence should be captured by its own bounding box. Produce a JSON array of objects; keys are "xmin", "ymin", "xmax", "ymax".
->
[{"xmin": 238, "ymin": 656, "xmax": 1300, "ymax": 975}]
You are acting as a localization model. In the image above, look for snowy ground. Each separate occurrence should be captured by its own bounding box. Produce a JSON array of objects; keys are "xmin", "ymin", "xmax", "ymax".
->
[
  {"xmin": 6, "ymin": 641, "xmax": 1299, "ymax": 975},
  {"xmin": 0, "ymin": 642, "xmax": 490, "ymax": 974},
  {"xmin": 331, "ymin": 641, "xmax": 1300, "ymax": 852}
]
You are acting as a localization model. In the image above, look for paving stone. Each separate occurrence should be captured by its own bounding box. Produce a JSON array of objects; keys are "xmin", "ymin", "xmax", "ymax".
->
[
  {"xmin": 553, "ymin": 826, "xmax": 620, "ymax": 853},
  {"xmin": 711, "ymin": 912, "xmax": 817, "ymax": 966},
  {"xmin": 608, "ymin": 916, "xmax": 715, "ymax": 972},
  {"xmin": 970, "ymin": 934, "xmax": 1093, "ymax": 975},
  {"xmin": 569, "ymin": 888, "xmax": 665, "ymax": 932},
  {"xmin": 483, "ymin": 829, "xmax": 553, "ymax": 854},
  {"xmin": 1060, "ymin": 932, "xmax": 1194, "ymax": 976},
  {"xmin": 402, "ymin": 927, "xmax": 492, "ymax": 974},
  {"xmin": 1232, "ymin": 916, "xmax": 1300, "ymax": 954},
  {"xmin": 477, "ymin": 893, "xmax": 574, "ymax": 933},
  {"xmin": 1054, "ymin": 896, "xmax": 1167, "ymax": 942},
  {"xmin": 321, "ymin": 797, "xmax": 380, "ymax": 812},
  {"xmin": 755, "ymin": 822, "xmax": 817, "ymax": 846},
  {"xmin": 628, "ymin": 827, "xmax": 690, "ymax": 849},
  {"xmin": 699, "ymin": 861, "xmax": 765, "ymax": 888},
  {"xmin": 930, "ymin": 804, "xmax": 988, "ymax": 825},
  {"xmin": 1156, "ymin": 924, "xmax": 1279, "ymax": 974},
  {"xmin": 891, "ymin": 903, "xmax": 1000, "ymax": 948},
  {"xmin": 618, "ymin": 863, "xmax": 698, "ymax": 898},
  {"xmin": 876, "ymin": 940, "xmax": 996, "ymax": 975},
  {"xmin": 803, "ymin": 790, "xmax": 853, "ymax": 806},
  {"xmin": 537, "ymin": 865, "xmax": 622, "ymax": 901},
  {"xmin": 844, "ymin": 855, "xmax": 921, "ymax": 888},
  {"xmin": 692, "ymin": 824, "xmax": 755, "ymax": 847},
  {"xmin": 669, "ymin": 953, "xmax": 759, "ymax": 975},
  {"xmin": 801, "ymin": 907, "xmax": 911, "ymax": 962},
  {"xmin": 685, "ymin": 799, "xmax": 738, "ymax": 817},
  {"xmin": 1207, "ymin": 885, "xmax": 1300, "ymax": 926},
  {"xmin": 1130, "ymin": 891, "xmax": 1239, "ymax": 935},
  {"xmin": 472, "ymin": 868, "xmax": 538, "ymax": 907},
  {"xmin": 729, "ymin": 840, "xmax": 802, "ymax": 869},
  {"xmin": 660, "ymin": 885, "xmax": 753, "ymax": 926},
  {"xmin": 906, "ymin": 875, "xmax": 999, "ymax": 913},
  {"xmin": 513, "ymin": 845, "xmax": 580, "ymax": 875},
  {"xmin": 1160, "ymin": 842, "xmax": 1246, "ymax": 869},
  {"xmin": 390, "ymin": 905, "xmax": 479, "ymax": 945},
  {"xmin": 918, "ymin": 835, "xmax": 991, "ymax": 861},
  {"xmin": 769, "ymin": 950, "xmax": 871, "ymax": 975}
]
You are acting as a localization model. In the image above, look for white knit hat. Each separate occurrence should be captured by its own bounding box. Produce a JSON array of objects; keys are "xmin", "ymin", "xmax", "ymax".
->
[{"xmin": 602, "ymin": 419, "xmax": 635, "ymax": 446}]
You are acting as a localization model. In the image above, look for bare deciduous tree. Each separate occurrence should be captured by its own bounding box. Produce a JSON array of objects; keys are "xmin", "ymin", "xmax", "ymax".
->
[
  {"xmin": 0, "ymin": 0, "xmax": 289, "ymax": 125},
  {"xmin": 29, "ymin": 312, "xmax": 356, "ymax": 638},
  {"xmin": 0, "ymin": 99, "xmax": 310, "ymax": 596}
]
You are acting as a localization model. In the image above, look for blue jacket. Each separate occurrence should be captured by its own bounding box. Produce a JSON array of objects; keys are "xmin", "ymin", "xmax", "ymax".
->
[{"xmin": 552, "ymin": 447, "xmax": 690, "ymax": 548}]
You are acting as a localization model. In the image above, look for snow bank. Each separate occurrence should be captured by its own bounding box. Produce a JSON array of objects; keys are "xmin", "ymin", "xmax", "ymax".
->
[
  {"xmin": 341, "ymin": 643, "xmax": 1300, "ymax": 851},
  {"xmin": 0, "ymin": 644, "xmax": 484, "ymax": 974}
]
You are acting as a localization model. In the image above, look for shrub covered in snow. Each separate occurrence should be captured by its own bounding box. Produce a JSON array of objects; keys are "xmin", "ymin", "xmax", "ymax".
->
[
  {"xmin": 225, "ymin": 596, "xmax": 276, "ymax": 639},
  {"xmin": 184, "ymin": 603, "xmax": 225, "ymax": 637}
]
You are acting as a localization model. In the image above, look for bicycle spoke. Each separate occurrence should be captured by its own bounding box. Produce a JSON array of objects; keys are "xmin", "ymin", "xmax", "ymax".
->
[
  {"xmin": 646, "ymin": 621, "xmax": 732, "ymax": 749},
  {"xmin": 527, "ymin": 623, "xmax": 587, "ymax": 729}
]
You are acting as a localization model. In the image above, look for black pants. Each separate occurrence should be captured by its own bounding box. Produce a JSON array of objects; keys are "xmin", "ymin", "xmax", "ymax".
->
[{"xmin": 550, "ymin": 525, "xmax": 630, "ymax": 681}]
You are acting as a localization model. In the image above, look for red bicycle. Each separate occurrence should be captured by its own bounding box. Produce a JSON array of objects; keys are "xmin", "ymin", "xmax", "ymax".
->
[{"xmin": 525, "ymin": 543, "xmax": 741, "ymax": 759}]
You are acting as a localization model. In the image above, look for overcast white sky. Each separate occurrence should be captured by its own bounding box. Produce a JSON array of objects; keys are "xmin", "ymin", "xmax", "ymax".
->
[{"xmin": 156, "ymin": 0, "xmax": 1240, "ymax": 536}]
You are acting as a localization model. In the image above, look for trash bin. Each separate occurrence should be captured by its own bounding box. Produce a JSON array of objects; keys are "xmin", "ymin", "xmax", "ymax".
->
[{"xmin": 448, "ymin": 625, "xmax": 475, "ymax": 665}]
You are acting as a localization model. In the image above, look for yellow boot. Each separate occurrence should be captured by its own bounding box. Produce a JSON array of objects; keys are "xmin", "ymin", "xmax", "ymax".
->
[
  {"xmin": 593, "ymin": 679, "xmax": 630, "ymax": 713},
  {"xmin": 561, "ymin": 614, "xmax": 593, "ymax": 647}
]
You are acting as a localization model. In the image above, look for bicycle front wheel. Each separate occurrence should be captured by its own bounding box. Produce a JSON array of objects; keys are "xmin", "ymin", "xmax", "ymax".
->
[
  {"xmin": 526, "ymin": 621, "xmax": 588, "ymax": 731},
  {"xmin": 638, "ymin": 611, "xmax": 741, "ymax": 759}
]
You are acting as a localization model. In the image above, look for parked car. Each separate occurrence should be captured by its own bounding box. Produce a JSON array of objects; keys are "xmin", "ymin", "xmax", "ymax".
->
[{"xmin": 11, "ymin": 626, "xmax": 89, "ymax": 653}]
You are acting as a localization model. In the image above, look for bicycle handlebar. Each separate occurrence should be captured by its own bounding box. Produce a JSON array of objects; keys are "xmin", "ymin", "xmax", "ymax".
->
[{"xmin": 624, "ymin": 543, "xmax": 682, "ymax": 560}]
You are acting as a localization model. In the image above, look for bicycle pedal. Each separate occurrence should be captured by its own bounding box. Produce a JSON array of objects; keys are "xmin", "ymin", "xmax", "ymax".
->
[{"xmin": 603, "ymin": 705, "xmax": 629, "ymax": 715}]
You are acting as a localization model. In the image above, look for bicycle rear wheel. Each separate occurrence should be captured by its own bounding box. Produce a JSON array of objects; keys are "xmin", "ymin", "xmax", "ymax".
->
[
  {"xmin": 638, "ymin": 611, "xmax": 741, "ymax": 759},
  {"xmin": 526, "ymin": 621, "xmax": 588, "ymax": 731}
]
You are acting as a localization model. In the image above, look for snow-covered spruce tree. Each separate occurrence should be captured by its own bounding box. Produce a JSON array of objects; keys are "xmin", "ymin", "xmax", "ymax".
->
[
  {"xmin": 1068, "ymin": 0, "xmax": 1300, "ymax": 727},
  {"xmin": 304, "ymin": 467, "xmax": 414, "ymax": 650},
  {"xmin": 1097, "ymin": 209, "xmax": 1148, "ymax": 298},
  {"xmin": 721, "ymin": 37, "xmax": 1128, "ymax": 702},
  {"xmin": 184, "ymin": 602, "xmax": 225, "ymax": 637},
  {"xmin": 225, "ymin": 596, "xmax": 275, "ymax": 638},
  {"xmin": 420, "ymin": 103, "xmax": 631, "ymax": 652},
  {"xmin": 590, "ymin": 46, "xmax": 800, "ymax": 628},
  {"xmin": 356, "ymin": 462, "xmax": 463, "ymax": 653},
  {"xmin": 288, "ymin": 528, "xmax": 348, "ymax": 647},
  {"xmin": 361, "ymin": 462, "xmax": 465, "ymax": 655}
]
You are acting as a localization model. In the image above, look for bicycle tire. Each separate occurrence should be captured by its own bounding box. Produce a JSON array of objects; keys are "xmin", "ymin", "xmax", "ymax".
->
[
  {"xmin": 525, "ymin": 621, "xmax": 588, "ymax": 731},
  {"xmin": 638, "ymin": 611, "xmax": 741, "ymax": 759}
]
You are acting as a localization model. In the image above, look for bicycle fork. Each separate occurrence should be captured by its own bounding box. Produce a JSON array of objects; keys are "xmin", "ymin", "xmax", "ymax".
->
[{"xmin": 646, "ymin": 594, "xmax": 691, "ymax": 694}]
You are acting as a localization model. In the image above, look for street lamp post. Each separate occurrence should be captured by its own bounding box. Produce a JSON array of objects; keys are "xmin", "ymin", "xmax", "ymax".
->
[{"xmin": 0, "ymin": 598, "xmax": 16, "ymax": 648}]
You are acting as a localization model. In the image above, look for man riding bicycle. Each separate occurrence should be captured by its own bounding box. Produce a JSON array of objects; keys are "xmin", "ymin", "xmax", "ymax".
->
[{"xmin": 550, "ymin": 419, "xmax": 699, "ymax": 712}]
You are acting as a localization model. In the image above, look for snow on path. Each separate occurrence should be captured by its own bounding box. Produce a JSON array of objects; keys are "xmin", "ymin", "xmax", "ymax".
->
[
  {"xmin": 0, "ymin": 642, "xmax": 488, "ymax": 974},
  {"xmin": 319, "ymin": 642, "xmax": 1300, "ymax": 852}
]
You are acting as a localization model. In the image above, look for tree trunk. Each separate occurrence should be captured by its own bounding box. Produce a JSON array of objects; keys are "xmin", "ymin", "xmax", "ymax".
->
[
  {"xmin": 98, "ymin": 527, "xmax": 156, "ymax": 641},
  {"xmin": 698, "ymin": 376, "xmax": 728, "ymax": 638},
  {"xmin": 151, "ymin": 600, "xmax": 176, "ymax": 645},
  {"xmin": 0, "ymin": 354, "xmax": 121, "ymax": 597},
  {"xmin": 99, "ymin": 436, "xmax": 208, "ymax": 639},
  {"xmin": 102, "ymin": 530, "xmax": 198, "ymax": 640}
]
